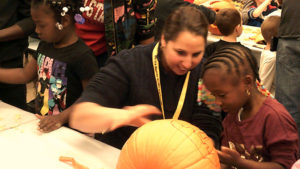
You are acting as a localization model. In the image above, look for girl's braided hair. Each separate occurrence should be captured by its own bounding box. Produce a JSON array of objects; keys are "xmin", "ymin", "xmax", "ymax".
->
[
  {"xmin": 31, "ymin": 0, "xmax": 83, "ymax": 23},
  {"xmin": 201, "ymin": 45, "xmax": 260, "ymax": 85}
]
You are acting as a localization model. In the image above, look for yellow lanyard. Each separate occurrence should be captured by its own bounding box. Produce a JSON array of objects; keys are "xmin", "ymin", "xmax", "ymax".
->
[{"xmin": 152, "ymin": 43, "xmax": 191, "ymax": 119}]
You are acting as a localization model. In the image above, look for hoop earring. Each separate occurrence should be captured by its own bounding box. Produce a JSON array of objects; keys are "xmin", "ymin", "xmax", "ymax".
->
[
  {"xmin": 246, "ymin": 89, "xmax": 250, "ymax": 96},
  {"xmin": 56, "ymin": 22, "xmax": 63, "ymax": 31}
]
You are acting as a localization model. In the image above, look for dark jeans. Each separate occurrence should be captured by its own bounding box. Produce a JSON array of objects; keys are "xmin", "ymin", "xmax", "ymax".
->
[
  {"xmin": 276, "ymin": 38, "xmax": 300, "ymax": 137},
  {"xmin": 0, "ymin": 84, "xmax": 27, "ymax": 110}
]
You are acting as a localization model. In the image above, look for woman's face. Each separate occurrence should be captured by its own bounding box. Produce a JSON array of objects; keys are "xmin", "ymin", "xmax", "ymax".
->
[{"xmin": 161, "ymin": 31, "xmax": 205, "ymax": 75}]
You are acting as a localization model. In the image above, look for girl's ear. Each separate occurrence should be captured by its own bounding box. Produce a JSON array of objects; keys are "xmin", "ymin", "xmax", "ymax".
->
[
  {"xmin": 243, "ymin": 74, "xmax": 253, "ymax": 88},
  {"xmin": 61, "ymin": 14, "xmax": 72, "ymax": 28}
]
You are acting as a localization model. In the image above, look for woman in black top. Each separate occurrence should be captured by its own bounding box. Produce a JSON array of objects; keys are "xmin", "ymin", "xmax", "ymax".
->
[{"xmin": 69, "ymin": 5, "xmax": 222, "ymax": 149}]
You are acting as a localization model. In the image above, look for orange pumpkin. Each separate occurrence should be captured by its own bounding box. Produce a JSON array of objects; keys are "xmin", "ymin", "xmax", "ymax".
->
[
  {"xmin": 193, "ymin": 0, "xmax": 210, "ymax": 5},
  {"xmin": 208, "ymin": 0, "xmax": 236, "ymax": 35},
  {"xmin": 116, "ymin": 119, "xmax": 220, "ymax": 169}
]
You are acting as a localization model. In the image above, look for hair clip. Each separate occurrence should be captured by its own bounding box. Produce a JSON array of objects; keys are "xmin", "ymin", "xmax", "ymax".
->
[
  {"xmin": 75, "ymin": 6, "xmax": 90, "ymax": 24},
  {"xmin": 79, "ymin": 6, "xmax": 90, "ymax": 13},
  {"xmin": 74, "ymin": 14, "xmax": 85, "ymax": 24},
  {"xmin": 61, "ymin": 6, "xmax": 68, "ymax": 16}
]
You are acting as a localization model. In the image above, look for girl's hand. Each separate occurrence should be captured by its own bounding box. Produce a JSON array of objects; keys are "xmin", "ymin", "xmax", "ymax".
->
[
  {"xmin": 35, "ymin": 114, "xmax": 63, "ymax": 133},
  {"xmin": 217, "ymin": 146, "xmax": 242, "ymax": 167}
]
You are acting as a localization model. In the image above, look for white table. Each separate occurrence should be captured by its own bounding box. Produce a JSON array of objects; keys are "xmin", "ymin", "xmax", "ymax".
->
[{"xmin": 0, "ymin": 101, "xmax": 120, "ymax": 169}]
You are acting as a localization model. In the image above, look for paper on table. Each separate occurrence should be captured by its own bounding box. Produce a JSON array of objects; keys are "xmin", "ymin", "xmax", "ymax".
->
[
  {"xmin": 0, "ymin": 101, "xmax": 37, "ymax": 131},
  {"xmin": 0, "ymin": 120, "xmax": 120, "ymax": 169}
]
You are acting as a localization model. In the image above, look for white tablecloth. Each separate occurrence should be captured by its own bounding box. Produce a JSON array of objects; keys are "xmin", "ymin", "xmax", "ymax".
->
[{"xmin": 0, "ymin": 101, "xmax": 120, "ymax": 169}]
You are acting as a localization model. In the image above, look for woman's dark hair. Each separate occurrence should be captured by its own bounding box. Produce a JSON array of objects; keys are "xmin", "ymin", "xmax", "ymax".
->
[
  {"xmin": 201, "ymin": 45, "xmax": 260, "ymax": 85},
  {"xmin": 31, "ymin": 0, "xmax": 83, "ymax": 23},
  {"xmin": 162, "ymin": 6, "xmax": 209, "ymax": 42}
]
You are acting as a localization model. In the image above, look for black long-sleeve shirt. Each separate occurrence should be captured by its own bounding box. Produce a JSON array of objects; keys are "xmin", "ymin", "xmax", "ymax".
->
[{"xmin": 79, "ymin": 43, "xmax": 222, "ymax": 149}]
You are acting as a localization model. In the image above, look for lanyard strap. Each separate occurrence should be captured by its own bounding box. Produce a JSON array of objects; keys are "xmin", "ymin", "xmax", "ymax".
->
[{"xmin": 152, "ymin": 43, "xmax": 191, "ymax": 119}]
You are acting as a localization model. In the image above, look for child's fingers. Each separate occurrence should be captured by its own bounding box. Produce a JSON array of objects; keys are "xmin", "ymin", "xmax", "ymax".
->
[
  {"xmin": 38, "ymin": 117, "xmax": 62, "ymax": 132},
  {"xmin": 221, "ymin": 146, "xmax": 237, "ymax": 156},
  {"xmin": 217, "ymin": 150, "xmax": 231, "ymax": 164},
  {"xmin": 35, "ymin": 114, "xmax": 43, "ymax": 119},
  {"xmin": 39, "ymin": 122, "xmax": 61, "ymax": 133}
]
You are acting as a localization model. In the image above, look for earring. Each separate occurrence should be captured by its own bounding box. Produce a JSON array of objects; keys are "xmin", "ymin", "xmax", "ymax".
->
[
  {"xmin": 246, "ymin": 89, "xmax": 250, "ymax": 96},
  {"xmin": 56, "ymin": 22, "xmax": 63, "ymax": 30}
]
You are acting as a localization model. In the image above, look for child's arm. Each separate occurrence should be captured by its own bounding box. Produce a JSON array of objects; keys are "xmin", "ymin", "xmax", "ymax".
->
[
  {"xmin": 0, "ymin": 58, "xmax": 37, "ymax": 84},
  {"xmin": 218, "ymin": 146, "xmax": 284, "ymax": 169},
  {"xmin": 250, "ymin": 0, "xmax": 272, "ymax": 18},
  {"xmin": 0, "ymin": 0, "xmax": 34, "ymax": 42},
  {"xmin": 242, "ymin": 0, "xmax": 255, "ymax": 24},
  {"xmin": 36, "ymin": 79, "xmax": 90, "ymax": 133}
]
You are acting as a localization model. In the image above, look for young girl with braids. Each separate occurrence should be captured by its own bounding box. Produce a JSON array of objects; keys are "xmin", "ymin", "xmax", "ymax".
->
[
  {"xmin": 201, "ymin": 45, "xmax": 299, "ymax": 169},
  {"xmin": 0, "ymin": 0, "xmax": 99, "ymax": 132}
]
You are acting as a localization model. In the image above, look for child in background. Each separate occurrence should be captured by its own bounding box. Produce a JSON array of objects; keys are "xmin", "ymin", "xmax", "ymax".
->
[
  {"xmin": 0, "ymin": 0, "xmax": 35, "ymax": 110},
  {"xmin": 201, "ymin": 45, "xmax": 299, "ymax": 169},
  {"xmin": 259, "ymin": 16, "xmax": 280, "ymax": 96},
  {"xmin": 205, "ymin": 8, "xmax": 244, "ymax": 58},
  {"xmin": 0, "ymin": 0, "xmax": 98, "ymax": 132},
  {"xmin": 265, "ymin": 0, "xmax": 282, "ymax": 18},
  {"xmin": 247, "ymin": 0, "xmax": 277, "ymax": 27},
  {"xmin": 76, "ymin": 0, "xmax": 156, "ymax": 68}
]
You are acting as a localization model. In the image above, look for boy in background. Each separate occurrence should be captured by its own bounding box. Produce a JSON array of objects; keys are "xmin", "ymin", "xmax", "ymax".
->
[
  {"xmin": 247, "ymin": 0, "xmax": 277, "ymax": 27},
  {"xmin": 259, "ymin": 16, "xmax": 280, "ymax": 96},
  {"xmin": 205, "ymin": 8, "xmax": 244, "ymax": 58}
]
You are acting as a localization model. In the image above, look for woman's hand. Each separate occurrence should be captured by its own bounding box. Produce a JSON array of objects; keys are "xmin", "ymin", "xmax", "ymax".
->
[
  {"xmin": 35, "ymin": 114, "xmax": 63, "ymax": 133},
  {"xmin": 121, "ymin": 104, "xmax": 161, "ymax": 128},
  {"xmin": 69, "ymin": 103, "xmax": 161, "ymax": 133}
]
